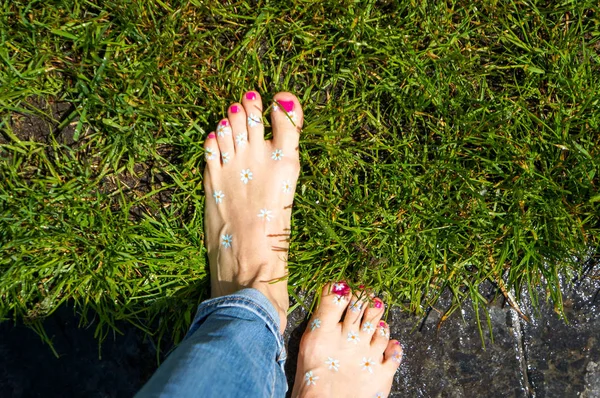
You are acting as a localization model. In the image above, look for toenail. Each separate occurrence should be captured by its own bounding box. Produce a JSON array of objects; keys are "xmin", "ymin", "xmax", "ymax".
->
[
  {"xmin": 374, "ymin": 298, "xmax": 383, "ymax": 309},
  {"xmin": 332, "ymin": 282, "xmax": 350, "ymax": 296},
  {"xmin": 220, "ymin": 120, "xmax": 228, "ymax": 126},
  {"xmin": 230, "ymin": 105, "xmax": 240, "ymax": 113},
  {"xmin": 208, "ymin": 133, "xmax": 216, "ymax": 139},
  {"xmin": 245, "ymin": 91, "xmax": 256, "ymax": 100},
  {"xmin": 379, "ymin": 321, "xmax": 387, "ymax": 328},
  {"xmin": 278, "ymin": 100, "xmax": 294, "ymax": 112}
]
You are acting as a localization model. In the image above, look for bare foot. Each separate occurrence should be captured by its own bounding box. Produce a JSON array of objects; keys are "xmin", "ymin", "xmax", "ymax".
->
[
  {"xmin": 292, "ymin": 283, "xmax": 403, "ymax": 397},
  {"xmin": 203, "ymin": 91, "xmax": 303, "ymax": 333}
]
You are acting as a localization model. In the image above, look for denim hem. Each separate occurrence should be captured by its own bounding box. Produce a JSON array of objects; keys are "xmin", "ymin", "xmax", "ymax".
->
[{"xmin": 187, "ymin": 288, "xmax": 286, "ymax": 362}]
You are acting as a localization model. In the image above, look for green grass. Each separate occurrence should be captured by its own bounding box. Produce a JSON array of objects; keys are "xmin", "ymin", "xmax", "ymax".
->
[{"xmin": 1, "ymin": 0, "xmax": 599, "ymax": 347}]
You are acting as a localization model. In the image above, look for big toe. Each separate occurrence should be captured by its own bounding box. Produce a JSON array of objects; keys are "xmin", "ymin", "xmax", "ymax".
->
[
  {"xmin": 309, "ymin": 283, "xmax": 351, "ymax": 329},
  {"xmin": 271, "ymin": 92, "xmax": 302, "ymax": 157}
]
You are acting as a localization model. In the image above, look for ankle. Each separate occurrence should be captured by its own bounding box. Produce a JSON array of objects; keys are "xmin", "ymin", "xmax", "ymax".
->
[{"xmin": 251, "ymin": 284, "xmax": 289, "ymax": 333}]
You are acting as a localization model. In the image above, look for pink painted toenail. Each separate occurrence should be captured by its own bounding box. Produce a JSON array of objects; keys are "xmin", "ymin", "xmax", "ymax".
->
[
  {"xmin": 332, "ymin": 282, "xmax": 350, "ymax": 296},
  {"xmin": 230, "ymin": 105, "xmax": 240, "ymax": 113},
  {"xmin": 395, "ymin": 341, "xmax": 401, "ymax": 345},
  {"xmin": 220, "ymin": 120, "xmax": 228, "ymax": 126},
  {"xmin": 379, "ymin": 321, "xmax": 387, "ymax": 327},
  {"xmin": 208, "ymin": 133, "xmax": 216, "ymax": 139},
  {"xmin": 245, "ymin": 92, "xmax": 256, "ymax": 100},
  {"xmin": 279, "ymin": 100, "xmax": 294, "ymax": 112},
  {"xmin": 374, "ymin": 298, "xmax": 383, "ymax": 309}
]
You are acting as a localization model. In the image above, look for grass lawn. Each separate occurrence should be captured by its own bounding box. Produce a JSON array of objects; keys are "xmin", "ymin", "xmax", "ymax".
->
[{"xmin": 1, "ymin": 0, "xmax": 599, "ymax": 347}]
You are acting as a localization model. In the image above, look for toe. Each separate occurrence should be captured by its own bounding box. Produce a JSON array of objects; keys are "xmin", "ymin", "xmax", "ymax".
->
[
  {"xmin": 371, "ymin": 320, "xmax": 391, "ymax": 352},
  {"xmin": 383, "ymin": 339, "xmax": 403, "ymax": 371},
  {"xmin": 271, "ymin": 92, "xmax": 302, "ymax": 157},
  {"xmin": 215, "ymin": 119, "xmax": 234, "ymax": 164},
  {"xmin": 204, "ymin": 132, "xmax": 221, "ymax": 170},
  {"xmin": 228, "ymin": 103, "xmax": 248, "ymax": 151},
  {"xmin": 342, "ymin": 290, "xmax": 369, "ymax": 334},
  {"xmin": 361, "ymin": 297, "xmax": 385, "ymax": 338},
  {"xmin": 242, "ymin": 90, "xmax": 265, "ymax": 145},
  {"xmin": 310, "ymin": 283, "xmax": 351, "ymax": 329}
]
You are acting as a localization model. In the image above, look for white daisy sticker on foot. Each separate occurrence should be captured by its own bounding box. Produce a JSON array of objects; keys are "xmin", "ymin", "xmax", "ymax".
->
[
  {"xmin": 216, "ymin": 123, "xmax": 232, "ymax": 137},
  {"xmin": 362, "ymin": 321, "xmax": 375, "ymax": 333},
  {"xmin": 240, "ymin": 169, "xmax": 253, "ymax": 184},
  {"xmin": 235, "ymin": 133, "xmax": 247, "ymax": 145},
  {"xmin": 257, "ymin": 209, "xmax": 273, "ymax": 221},
  {"xmin": 347, "ymin": 331, "xmax": 360, "ymax": 344},
  {"xmin": 304, "ymin": 371, "xmax": 318, "ymax": 386},
  {"xmin": 350, "ymin": 301, "xmax": 362, "ymax": 313},
  {"xmin": 392, "ymin": 350, "xmax": 403, "ymax": 363},
  {"xmin": 213, "ymin": 190, "xmax": 225, "ymax": 204},
  {"xmin": 221, "ymin": 152, "xmax": 230, "ymax": 164},
  {"xmin": 360, "ymin": 357, "xmax": 374, "ymax": 373},
  {"xmin": 247, "ymin": 113, "xmax": 261, "ymax": 127},
  {"xmin": 287, "ymin": 110, "xmax": 298, "ymax": 123},
  {"xmin": 375, "ymin": 393, "xmax": 385, "ymax": 398},
  {"xmin": 332, "ymin": 295, "xmax": 344, "ymax": 306},
  {"xmin": 272, "ymin": 102, "xmax": 280, "ymax": 112},
  {"xmin": 379, "ymin": 326, "xmax": 389, "ymax": 338},
  {"xmin": 221, "ymin": 234, "xmax": 232, "ymax": 248},
  {"xmin": 310, "ymin": 318, "xmax": 321, "ymax": 331},
  {"xmin": 282, "ymin": 180, "xmax": 292, "ymax": 193},
  {"xmin": 271, "ymin": 149, "xmax": 284, "ymax": 161},
  {"xmin": 325, "ymin": 357, "xmax": 340, "ymax": 372},
  {"xmin": 205, "ymin": 148, "xmax": 216, "ymax": 160}
]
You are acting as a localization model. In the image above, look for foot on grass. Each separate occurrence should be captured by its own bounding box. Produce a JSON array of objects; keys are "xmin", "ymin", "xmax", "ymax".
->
[
  {"xmin": 203, "ymin": 90, "xmax": 303, "ymax": 333},
  {"xmin": 292, "ymin": 283, "xmax": 403, "ymax": 398}
]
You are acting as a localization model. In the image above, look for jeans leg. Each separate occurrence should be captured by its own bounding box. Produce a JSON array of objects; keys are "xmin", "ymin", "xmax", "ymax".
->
[{"xmin": 136, "ymin": 289, "xmax": 287, "ymax": 398}]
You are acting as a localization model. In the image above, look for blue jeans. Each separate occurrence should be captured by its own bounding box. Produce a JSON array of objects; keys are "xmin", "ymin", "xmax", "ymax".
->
[{"xmin": 136, "ymin": 288, "xmax": 287, "ymax": 397}]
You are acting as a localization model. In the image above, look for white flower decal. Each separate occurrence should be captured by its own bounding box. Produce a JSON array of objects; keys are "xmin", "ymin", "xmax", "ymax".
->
[
  {"xmin": 213, "ymin": 190, "xmax": 225, "ymax": 204},
  {"xmin": 221, "ymin": 234, "xmax": 232, "ymax": 248},
  {"xmin": 375, "ymin": 393, "xmax": 385, "ymax": 398},
  {"xmin": 287, "ymin": 110, "xmax": 298, "ymax": 123},
  {"xmin": 350, "ymin": 301, "xmax": 362, "ymax": 313},
  {"xmin": 282, "ymin": 180, "xmax": 292, "ymax": 193},
  {"xmin": 304, "ymin": 371, "xmax": 318, "ymax": 386},
  {"xmin": 240, "ymin": 169, "xmax": 253, "ymax": 184},
  {"xmin": 392, "ymin": 351, "xmax": 402, "ymax": 363},
  {"xmin": 362, "ymin": 321, "xmax": 375, "ymax": 334},
  {"xmin": 258, "ymin": 209, "xmax": 273, "ymax": 221},
  {"xmin": 333, "ymin": 295, "xmax": 344, "ymax": 306},
  {"xmin": 205, "ymin": 148, "xmax": 215, "ymax": 160},
  {"xmin": 235, "ymin": 133, "xmax": 247, "ymax": 145},
  {"xmin": 310, "ymin": 318, "xmax": 321, "ymax": 331},
  {"xmin": 347, "ymin": 331, "xmax": 360, "ymax": 344},
  {"xmin": 271, "ymin": 149, "xmax": 284, "ymax": 160},
  {"xmin": 247, "ymin": 113, "xmax": 261, "ymax": 127},
  {"xmin": 221, "ymin": 152, "xmax": 230, "ymax": 164},
  {"xmin": 272, "ymin": 103, "xmax": 280, "ymax": 112},
  {"xmin": 216, "ymin": 124, "xmax": 232, "ymax": 137},
  {"xmin": 325, "ymin": 357, "xmax": 340, "ymax": 372},
  {"xmin": 361, "ymin": 357, "xmax": 374, "ymax": 373},
  {"xmin": 379, "ymin": 326, "xmax": 389, "ymax": 338}
]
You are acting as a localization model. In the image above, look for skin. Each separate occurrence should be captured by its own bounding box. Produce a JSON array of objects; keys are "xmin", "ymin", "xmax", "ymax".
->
[{"xmin": 203, "ymin": 91, "xmax": 402, "ymax": 397}]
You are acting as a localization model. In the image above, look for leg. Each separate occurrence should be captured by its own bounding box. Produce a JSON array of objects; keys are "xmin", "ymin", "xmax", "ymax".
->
[
  {"xmin": 136, "ymin": 289, "xmax": 286, "ymax": 397},
  {"xmin": 136, "ymin": 91, "xmax": 303, "ymax": 397}
]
